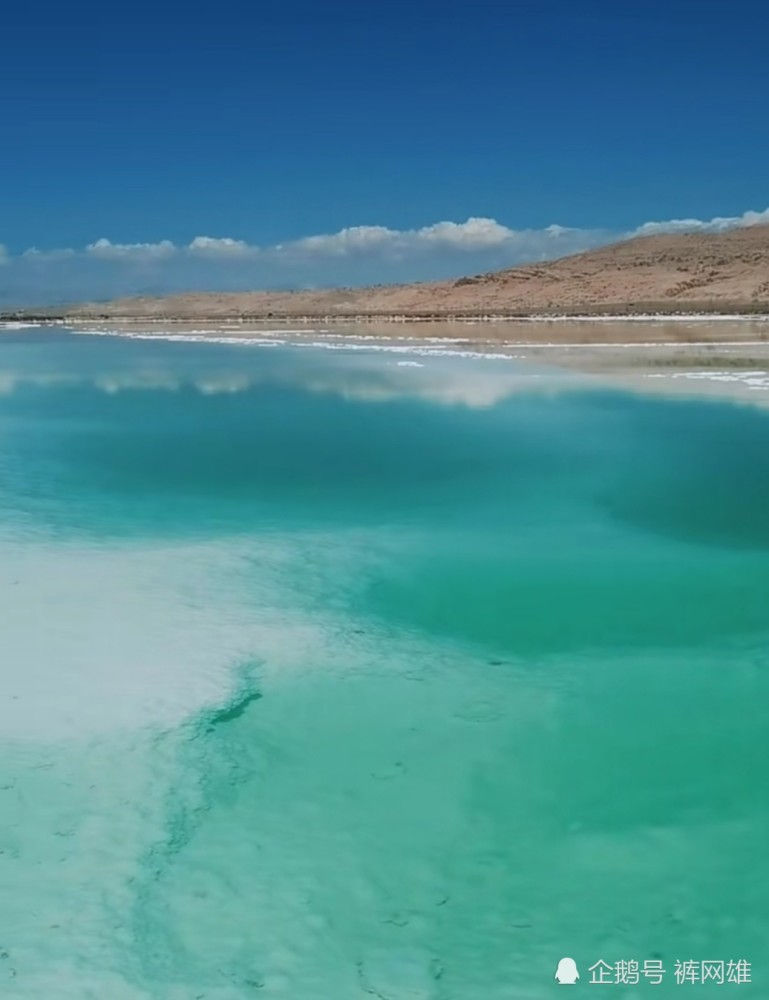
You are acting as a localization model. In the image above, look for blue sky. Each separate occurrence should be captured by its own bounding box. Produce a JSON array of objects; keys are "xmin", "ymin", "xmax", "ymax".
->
[{"xmin": 1, "ymin": 0, "xmax": 768, "ymax": 304}]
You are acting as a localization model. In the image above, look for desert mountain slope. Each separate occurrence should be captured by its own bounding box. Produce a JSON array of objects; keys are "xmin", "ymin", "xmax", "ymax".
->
[{"xmin": 58, "ymin": 223, "xmax": 769, "ymax": 319}]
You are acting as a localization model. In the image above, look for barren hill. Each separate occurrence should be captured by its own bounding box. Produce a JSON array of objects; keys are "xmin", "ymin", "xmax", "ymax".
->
[{"xmin": 54, "ymin": 223, "xmax": 769, "ymax": 320}]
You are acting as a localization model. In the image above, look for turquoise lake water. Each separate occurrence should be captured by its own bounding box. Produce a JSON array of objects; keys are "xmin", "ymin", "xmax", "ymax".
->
[{"xmin": 1, "ymin": 328, "xmax": 768, "ymax": 998}]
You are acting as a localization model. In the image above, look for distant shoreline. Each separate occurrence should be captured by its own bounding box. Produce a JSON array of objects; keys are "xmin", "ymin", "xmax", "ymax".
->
[
  {"xmin": 4, "ymin": 315, "xmax": 769, "ymax": 404},
  {"xmin": 5, "ymin": 314, "xmax": 769, "ymax": 353},
  {"xmin": 4, "ymin": 310, "xmax": 769, "ymax": 325}
]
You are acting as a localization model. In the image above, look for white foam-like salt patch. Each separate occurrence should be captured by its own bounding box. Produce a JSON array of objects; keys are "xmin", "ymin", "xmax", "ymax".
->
[
  {"xmin": 69, "ymin": 327, "xmax": 530, "ymax": 361},
  {"xmin": 644, "ymin": 370, "xmax": 769, "ymax": 390},
  {"xmin": 69, "ymin": 326, "xmax": 769, "ymax": 352},
  {"xmin": 73, "ymin": 327, "xmax": 312, "ymax": 339},
  {"xmin": 2, "ymin": 517, "xmax": 490, "ymax": 996},
  {"xmin": 533, "ymin": 340, "xmax": 769, "ymax": 348},
  {"xmin": 520, "ymin": 313, "xmax": 769, "ymax": 323},
  {"xmin": 0, "ymin": 535, "xmax": 330, "ymax": 742},
  {"xmin": 0, "ymin": 525, "xmax": 542, "ymax": 998},
  {"xmin": 294, "ymin": 339, "xmax": 515, "ymax": 360},
  {"xmin": 71, "ymin": 328, "xmax": 287, "ymax": 346}
]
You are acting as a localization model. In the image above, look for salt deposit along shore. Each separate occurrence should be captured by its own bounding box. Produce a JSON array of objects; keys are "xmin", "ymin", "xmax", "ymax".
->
[{"xmin": 5, "ymin": 316, "xmax": 769, "ymax": 407}]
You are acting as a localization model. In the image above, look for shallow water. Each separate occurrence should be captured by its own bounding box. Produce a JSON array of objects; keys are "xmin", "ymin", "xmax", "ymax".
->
[{"xmin": 1, "ymin": 328, "xmax": 768, "ymax": 997}]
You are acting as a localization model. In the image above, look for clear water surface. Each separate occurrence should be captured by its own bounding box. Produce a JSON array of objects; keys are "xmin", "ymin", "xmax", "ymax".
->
[{"xmin": 1, "ymin": 327, "xmax": 768, "ymax": 998}]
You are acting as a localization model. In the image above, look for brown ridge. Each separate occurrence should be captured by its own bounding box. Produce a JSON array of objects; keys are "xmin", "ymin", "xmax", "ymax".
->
[{"xmin": 6, "ymin": 224, "xmax": 769, "ymax": 321}]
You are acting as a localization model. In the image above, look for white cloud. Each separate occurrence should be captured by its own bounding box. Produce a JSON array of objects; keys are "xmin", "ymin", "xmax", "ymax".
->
[
  {"xmin": 290, "ymin": 217, "xmax": 516, "ymax": 255},
  {"xmin": 740, "ymin": 209, "xmax": 769, "ymax": 226},
  {"xmin": 544, "ymin": 224, "xmax": 577, "ymax": 237},
  {"xmin": 632, "ymin": 207, "xmax": 769, "ymax": 238},
  {"xmin": 187, "ymin": 236, "xmax": 255, "ymax": 256},
  {"xmin": 21, "ymin": 246, "xmax": 77, "ymax": 261},
  {"xmin": 86, "ymin": 238, "xmax": 177, "ymax": 259},
  {"xmin": 285, "ymin": 216, "xmax": 607, "ymax": 258},
  {"xmin": 415, "ymin": 217, "xmax": 514, "ymax": 249},
  {"xmin": 291, "ymin": 225, "xmax": 399, "ymax": 256},
  {"xmin": 2, "ymin": 206, "xmax": 767, "ymax": 306}
]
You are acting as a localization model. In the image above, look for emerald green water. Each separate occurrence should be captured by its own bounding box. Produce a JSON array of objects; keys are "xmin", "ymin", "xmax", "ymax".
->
[{"xmin": 1, "ymin": 328, "xmax": 768, "ymax": 997}]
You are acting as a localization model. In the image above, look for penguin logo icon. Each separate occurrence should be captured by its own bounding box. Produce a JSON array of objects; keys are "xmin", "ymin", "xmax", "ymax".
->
[{"xmin": 555, "ymin": 957, "xmax": 579, "ymax": 984}]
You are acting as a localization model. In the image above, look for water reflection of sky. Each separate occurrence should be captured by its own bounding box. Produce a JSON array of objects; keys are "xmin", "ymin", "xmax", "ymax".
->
[
  {"xmin": 0, "ymin": 327, "xmax": 580, "ymax": 407},
  {"xmin": 3, "ymin": 326, "xmax": 769, "ymax": 409}
]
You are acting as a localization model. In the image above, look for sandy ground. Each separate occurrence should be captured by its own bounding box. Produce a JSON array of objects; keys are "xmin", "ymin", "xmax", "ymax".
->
[{"xmin": 64, "ymin": 316, "xmax": 769, "ymax": 344}]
